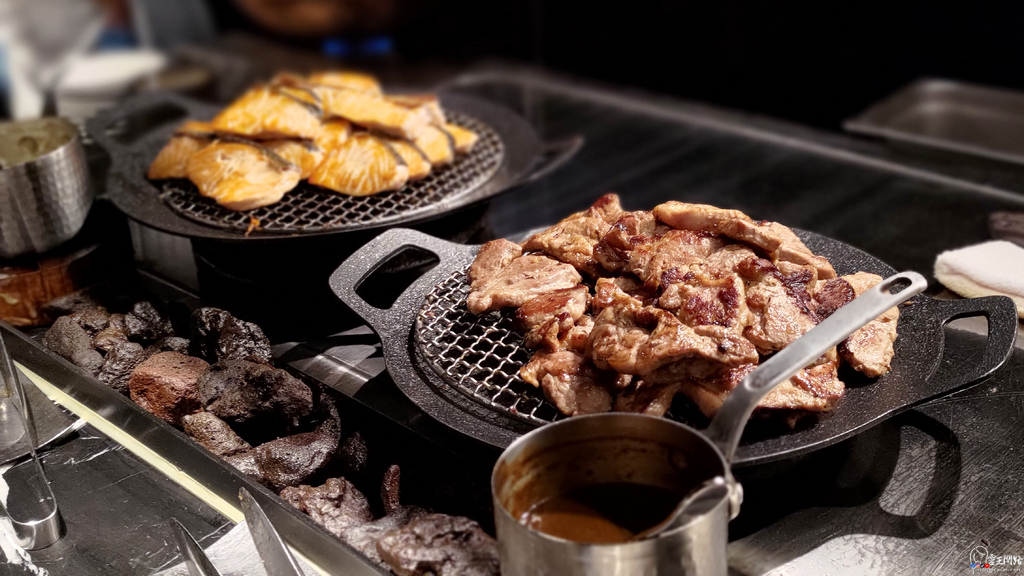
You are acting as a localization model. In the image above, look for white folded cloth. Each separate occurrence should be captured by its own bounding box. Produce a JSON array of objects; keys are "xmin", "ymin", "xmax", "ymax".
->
[{"xmin": 934, "ymin": 240, "xmax": 1024, "ymax": 318}]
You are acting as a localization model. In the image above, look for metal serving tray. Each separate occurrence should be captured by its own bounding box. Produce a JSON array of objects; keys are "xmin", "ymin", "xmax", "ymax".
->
[
  {"xmin": 0, "ymin": 322, "xmax": 388, "ymax": 576},
  {"xmin": 845, "ymin": 78, "xmax": 1024, "ymax": 165}
]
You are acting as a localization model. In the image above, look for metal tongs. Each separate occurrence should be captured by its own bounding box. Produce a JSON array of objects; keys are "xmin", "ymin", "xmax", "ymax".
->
[
  {"xmin": 0, "ymin": 331, "xmax": 64, "ymax": 550},
  {"xmin": 170, "ymin": 488, "xmax": 304, "ymax": 576}
]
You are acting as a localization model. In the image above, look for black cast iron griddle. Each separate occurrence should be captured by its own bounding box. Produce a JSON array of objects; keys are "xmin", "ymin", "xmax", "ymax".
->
[
  {"xmin": 85, "ymin": 91, "xmax": 581, "ymax": 241},
  {"xmin": 330, "ymin": 228, "xmax": 1018, "ymax": 466}
]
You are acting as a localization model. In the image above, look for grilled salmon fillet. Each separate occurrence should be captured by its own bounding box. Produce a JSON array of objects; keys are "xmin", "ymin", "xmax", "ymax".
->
[
  {"xmin": 316, "ymin": 86, "xmax": 431, "ymax": 140},
  {"xmin": 307, "ymin": 71, "xmax": 382, "ymax": 95},
  {"xmin": 147, "ymin": 121, "xmax": 214, "ymax": 179},
  {"xmin": 382, "ymin": 137, "xmax": 432, "ymax": 180},
  {"xmin": 309, "ymin": 133, "xmax": 409, "ymax": 196},
  {"xmin": 263, "ymin": 140, "xmax": 324, "ymax": 179},
  {"xmin": 387, "ymin": 94, "xmax": 446, "ymax": 126},
  {"xmin": 413, "ymin": 125, "xmax": 455, "ymax": 166},
  {"xmin": 443, "ymin": 123, "xmax": 479, "ymax": 154},
  {"xmin": 185, "ymin": 141, "xmax": 301, "ymax": 210},
  {"xmin": 212, "ymin": 86, "xmax": 322, "ymax": 140},
  {"xmin": 314, "ymin": 119, "xmax": 353, "ymax": 152}
]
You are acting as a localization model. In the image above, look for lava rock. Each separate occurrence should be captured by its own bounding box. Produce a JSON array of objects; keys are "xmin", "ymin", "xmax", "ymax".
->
[
  {"xmin": 381, "ymin": 464, "xmax": 402, "ymax": 516},
  {"xmin": 376, "ymin": 514, "xmax": 499, "ymax": 576},
  {"xmin": 224, "ymin": 451, "xmax": 269, "ymax": 487},
  {"xmin": 145, "ymin": 336, "xmax": 191, "ymax": 356},
  {"xmin": 97, "ymin": 341, "xmax": 146, "ymax": 395},
  {"xmin": 42, "ymin": 316, "xmax": 104, "ymax": 374},
  {"xmin": 197, "ymin": 359, "xmax": 313, "ymax": 441},
  {"xmin": 340, "ymin": 506, "xmax": 429, "ymax": 565},
  {"xmin": 338, "ymin": 430, "xmax": 370, "ymax": 479},
  {"xmin": 68, "ymin": 307, "xmax": 111, "ymax": 335},
  {"xmin": 190, "ymin": 307, "xmax": 272, "ymax": 365},
  {"xmin": 42, "ymin": 290, "xmax": 104, "ymax": 317},
  {"xmin": 128, "ymin": 351, "xmax": 209, "ymax": 426},
  {"xmin": 280, "ymin": 477, "xmax": 373, "ymax": 536},
  {"xmin": 93, "ymin": 313, "xmax": 128, "ymax": 353},
  {"xmin": 252, "ymin": 429, "xmax": 337, "ymax": 490},
  {"xmin": 182, "ymin": 412, "xmax": 252, "ymax": 457},
  {"xmin": 124, "ymin": 301, "xmax": 175, "ymax": 344}
]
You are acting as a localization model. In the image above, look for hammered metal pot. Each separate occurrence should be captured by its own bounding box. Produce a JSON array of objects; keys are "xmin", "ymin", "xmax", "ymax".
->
[{"xmin": 0, "ymin": 118, "xmax": 92, "ymax": 258}]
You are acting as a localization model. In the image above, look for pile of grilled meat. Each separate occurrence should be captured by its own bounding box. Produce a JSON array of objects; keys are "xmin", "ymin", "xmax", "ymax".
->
[
  {"xmin": 41, "ymin": 295, "xmax": 498, "ymax": 576},
  {"xmin": 148, "ymin": 70, "xmax": 479, "ymax": 211},
  {"xmin": 467, "ymin": 194, "xmax": 900, "ymax": 420}
]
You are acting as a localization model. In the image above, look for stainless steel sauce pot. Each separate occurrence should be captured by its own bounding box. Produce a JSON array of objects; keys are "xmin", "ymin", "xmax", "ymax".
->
[
  {"xmin": 493, "ymin": 271, "xmax": 927, "ymax": 576},
  {"xmin": 0, "ymin": 117, "xmax": 91, "ymax": 258}
]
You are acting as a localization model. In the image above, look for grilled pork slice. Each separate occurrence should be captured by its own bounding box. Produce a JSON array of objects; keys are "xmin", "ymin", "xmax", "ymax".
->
[
  {"xmin": 308, "ymin": 133, "xmax": 409, "ymax": 196},
  {"xmin": 680, "ymin": 353, "xmax": 844, "ymax": 418},
  {"xmin": 466, "ymin": 239, "xmax": 583, "ymax": 314},
  {"xmin": 657, "ymin": 264, "xmax": 753, "ymax": 339},
  {"xmin": 519, "ymin": 350, "xmax": 615, "ymax": 416},
  {"xmin": 837, "ymin": 272, "xmax": 899, "ymax": 377},
  {"xmin": 212, "ymin": 86, "xmax": 322, "ymax": 140},
  {"xmin": 307, "ymin": 71, "xmax": 382, "ymax": 95},
  {"xmin": 185, "ymin": 141, "xmax": 301, "ymax": 211},
  {"xmin": 316, "ymin": 86, "xmax": 430, "ymax": 140},
  {"xmin": 314, "ymin": 120, "xmax": 353, "ymax": 152},
  {"xmin": 147, "ymin": 121, "xmax": 214, "ymax": 179},
  {"xmin": 262, "ymin": 140, "xmax": 323, "ymax": 179},
  {"xmin": 443, "ymin": 123, "xmax": 479, "ymax": 154},
  {"xmin": 613, "ymin": 380, "xmax": 680, "ymax": 417},
  {"xmin": 587, "ymin": 282, "xmax": 758, "ymax": 382},
  {"xmin": 653, "ymin": 202, "xmax": 836, "ymax": 281},
  {"xmin": 386, "ymin": 94, "xmax": 446, "ymax": 126},
  {"xmin": 381, "ymin": 137, "xmax": 432, "ymax": 180},
  {"xmin": 594, "ymin": 211, "xmax": 670, "ymax": 273},
  {"xmin": 523, "ymin": 194, "xmax": 625, "ymax": 278},
  {"xmin": 515, "ymin": 285, "xmax": 591, "ymax": 351},
  {"xmin": 625, "ymin": 230, "xmax": 726, "ymax": 289},
  {"xmin": 412, "ymin": 125, "xmax": 455, "ymax": 166}
]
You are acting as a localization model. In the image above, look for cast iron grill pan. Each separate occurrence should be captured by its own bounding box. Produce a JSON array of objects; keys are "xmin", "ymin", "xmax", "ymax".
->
[
  {"xmin": 331, "ymin": 228, "xmax": 1019, "ymax": 466},
  {"xmin": 161, "ymin": 111, "xmax": 503, "ymax": 233},
  {"xmin": 86, "ymin": 92, "xmax": 581, "ymax": 240}
]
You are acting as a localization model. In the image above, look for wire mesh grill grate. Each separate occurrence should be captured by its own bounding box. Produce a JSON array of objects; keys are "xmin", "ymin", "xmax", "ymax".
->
[
  {"xmin": 159, "ymin": 112, "xmax": 503, "ymax": 233},
  {"xmin": 414, "ymin": 266, "xmax": 567, "ymax": 426}
]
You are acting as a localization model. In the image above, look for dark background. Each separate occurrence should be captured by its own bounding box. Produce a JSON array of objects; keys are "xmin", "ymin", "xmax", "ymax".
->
[{"xmin": 383, "ymin": 1, "xmax": 1024, "ymax": 131}]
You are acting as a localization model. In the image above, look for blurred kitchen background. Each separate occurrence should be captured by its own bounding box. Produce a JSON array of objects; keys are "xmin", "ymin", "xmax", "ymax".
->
[{"xmin": 2, "ymin": 0, "xmax": 1023, "ymax": 129}]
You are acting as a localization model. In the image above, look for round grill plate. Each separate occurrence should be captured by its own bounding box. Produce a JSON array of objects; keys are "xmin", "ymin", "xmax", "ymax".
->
[{"xmin": 160, "ymin": 112, "xmax": 502, "ymax": 233}]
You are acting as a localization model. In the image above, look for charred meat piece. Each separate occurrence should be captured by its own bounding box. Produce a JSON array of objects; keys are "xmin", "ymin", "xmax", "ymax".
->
[
  {"xmin": 309, "ymin": 133, "xmax": 410, "ymax": 196},
  {"xmin": 97, "ymin": 341, "xmax": 146, "ymax": 395},
  {"xmin": 186, "ymin": 141, "xmax": 302, "ymax": 211},
  {"xmin": 68, "ymin": 307, "xmax": 111, "ymax": 335},
  {"xmin": 467, "ymin": 239, "xmax": 582, "ymax": 315},
  {"xmin": 92, "ymin": 313, "xmax": 128, "ymax": 353},
  {"xmin": 653, "ymin": 202, "xmax": 835, "ymax": 281},
  {"xmin": 594, "ymin": 210, "xmax": 670, "ymax": 273},
  {"xmin": 522, "ymin": 194, "xmax": 625, "ymax": 277},
  {"xmin": 813, "ymin": 277, "xmax": 856, "ymax": 320},
  {"xmin": 124, "ymin": 301, "xmax": 175, "ymax": 344},
  {"xmin": 625, "ymin": 230, "xmax": 725, "ymax": 290},
  {"xmin": 281, "ymin": 477, "xmax": 374, "ymax": 534},
  {"xmin": 377, "ymin": 514, "xmax": 499, "ymax": 576},
  {"xmin": 657, "ymin": 265, "xmax": 752, "ymax": 337},
  {"xmin": 516, "ymin": 285, "xmax": 590, "ymax": 351},
  {"xmin": 739, "ymin": 258, "xmax": 819, "ymax": 354},
  {"xmin": 197, "ymin": 359, "xmax": 313, "ymax": 441},
  {"xmin": 519, "ymin": 350, "xmax": 616, "ymax": 415},
  {"xmin": 42, "ymin": 316, "xmax": 104, "ymax": 374},
  {"xmin": 212, "ymin": 86, "xmax": 322, "ymax": 140},
  {"xmin": 182, "ymin": 411, "xmax": 252, "ymax": 457},
  {"xmin": 128, "ymin": 352, "xmax": 209, "ymax": 426},
  {"xmin": 614, "ymin": 380, "xmax": 680, "ymax": 417},
  {"xmin": 838, "ymin": 272, "xmax": 899, "ymax": 377},
  {"xmin": 147, "ymin": 121, "xmax": 213, "ymax": 179},
  {"xmin": 190, "ymin": 307, "xmax": 272, "ymax": 365}
]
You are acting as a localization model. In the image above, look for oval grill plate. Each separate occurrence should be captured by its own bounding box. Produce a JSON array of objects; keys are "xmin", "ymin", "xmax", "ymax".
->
[
  {"xmin": 159, "ymin": 112, "xmax": 503, "ymax": 233},
  {"xmin": 414, "ymin": 266, "xmax": 568, "ymax": 427}
]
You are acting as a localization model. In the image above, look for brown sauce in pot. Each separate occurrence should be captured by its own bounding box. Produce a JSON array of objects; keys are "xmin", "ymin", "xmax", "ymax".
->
[{"xmin": 519, "ymin": 483, "xmax": 681, "ymax": 543}]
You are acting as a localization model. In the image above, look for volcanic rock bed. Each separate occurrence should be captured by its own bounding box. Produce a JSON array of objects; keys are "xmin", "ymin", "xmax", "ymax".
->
[{"xmin": 39, "ymin": 291, "xmax": 498, "ymax": 576}]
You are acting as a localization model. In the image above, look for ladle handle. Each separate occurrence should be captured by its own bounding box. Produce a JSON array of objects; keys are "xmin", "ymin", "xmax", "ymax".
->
[{"xmin": 705, "ymin": 271, "xmax": 928, "ymax": 465}]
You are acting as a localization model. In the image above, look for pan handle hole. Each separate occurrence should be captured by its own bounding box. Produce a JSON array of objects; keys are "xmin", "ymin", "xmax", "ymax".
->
[{"xmin": 355, "ymin": 246, "xmax": 440, "ymax": 309}]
